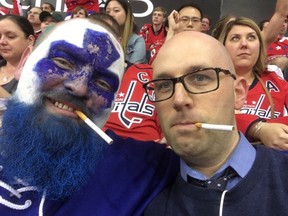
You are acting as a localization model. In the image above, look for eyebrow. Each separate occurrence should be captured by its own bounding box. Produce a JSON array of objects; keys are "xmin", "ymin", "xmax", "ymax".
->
[
  {"xmin": 107, "ymin": 7, "xmax": 121, "ymax": 10},
  {"xmin": 49, "ymin": 41, "xmax": 87, "ymax": 63},
  {"xmin": 229, "ymin": 31, "xmax": 257, "ymax": 37},
  {"xmin": 180, "ymin": 16, "xmax": 201, "ymax": 19},
  {"xmin": 154, "ymin": 65, "xmax": 208, "ymax": 79}
]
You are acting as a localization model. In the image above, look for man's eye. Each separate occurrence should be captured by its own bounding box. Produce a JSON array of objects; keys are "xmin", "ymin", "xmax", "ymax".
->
[
  {"xmin": 187, "ymin": 74, "xmax": 211, "ymax": 85},
  {"xmin": 53, "ymin": 57, "xmax": 74, "ymax": 70},
  {"xmin": 155, "ymin": 81, "xmax": 172, "ymax": 93},
  {"xmin": 194, "ymin": 74, "xmax": 206, "ymax": 81},
  {"xmin": 94, "ymin": 79, "xmax": 113, "ymax": 92}
]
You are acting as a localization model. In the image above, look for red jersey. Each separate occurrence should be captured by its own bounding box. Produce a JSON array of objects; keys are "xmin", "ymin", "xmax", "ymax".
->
[
  {"xmin": 240, "ymin": 70, "xmax": 288, "ymax": 119},
  {"xmin": 267, "ymin": 36, "xmax": 288, "ymax": 61},
  {"xmin": 138, "ymin": 24, "xmax": 166, "ymax": 50},
  {"xmin": 148, "ymin": 38, "xmax": 165, "ymax": 65},
  {"xmin": 103, "ymin": 64, "xmax": 163, "ymax": 141},
  {"xmin": 236, "ymin": 70, "xmax": 288, "ymax": 138}
]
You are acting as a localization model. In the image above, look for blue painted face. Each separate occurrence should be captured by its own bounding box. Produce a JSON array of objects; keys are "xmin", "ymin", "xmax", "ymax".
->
[
  {"xmin": 35, "ymin": 29, "xmax": 120, "ymax": 112},
  {"xmin": 15, "ymin": 19, "xmax": 125, "ymax": 127}
]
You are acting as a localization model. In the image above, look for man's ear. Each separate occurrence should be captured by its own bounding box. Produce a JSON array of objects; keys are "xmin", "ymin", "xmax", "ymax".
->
[
  {"xmin": 234, "ymin": 76, "xmax": 248, "ymax": 110},
  {"xmin": 15, "ymin": 45, "xmax": 33, "ymax": 80}
]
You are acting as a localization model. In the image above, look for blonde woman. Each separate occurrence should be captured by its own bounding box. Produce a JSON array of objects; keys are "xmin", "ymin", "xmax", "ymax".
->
[{"xmin": 218, "ymin": 17, "xmax": 288, "ymax": 150}]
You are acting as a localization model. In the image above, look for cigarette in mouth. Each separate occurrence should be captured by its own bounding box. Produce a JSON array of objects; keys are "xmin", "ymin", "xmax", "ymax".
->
[
  {"xmin": 195, "ymin": 123, "xmax": 235, "ymax": 131},
  {"xmin": 75, "ymin": 110, "xmax": 113, "ymax": 144}
]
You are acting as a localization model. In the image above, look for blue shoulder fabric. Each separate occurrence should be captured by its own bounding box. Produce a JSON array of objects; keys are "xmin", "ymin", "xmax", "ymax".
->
[{"xmin": 0, "ymin": 129, "xmax": 179, "ymax": 216}]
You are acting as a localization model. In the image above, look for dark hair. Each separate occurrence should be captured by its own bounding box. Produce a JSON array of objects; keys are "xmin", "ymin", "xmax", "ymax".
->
[
  {"xmin": 104, "ymin": 0, "xmax": 134, "ymax": 56},
  {"xmin": 88, "ymin": 12, "xmax": 120, "ymax": 37},
  {"xmin": 202, "ymin": 15, "xmax": 212, "ymax": 24},
  {"xmin": 104, "ymin": 0, "xmax": 131, "ymax": 17},
  {"xmin": 0, "ymin": 14, "xmax": 34, "ymax": 38},
  {"xmin": 42, "ymin": 2, "xmax": 55, "ymax": 12},
  {"xmin": 258, "ymin": 19, "xmax": 269, "ymax": 31},
  {"xmin": 177, "ymin": 3, "xmax": 203, "ymax": 19}
]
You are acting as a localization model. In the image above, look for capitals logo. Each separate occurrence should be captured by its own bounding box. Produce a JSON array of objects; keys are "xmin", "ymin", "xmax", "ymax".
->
[{"xmin": 110, "ymin": 65, "xmax": 155, "ymax": 129}]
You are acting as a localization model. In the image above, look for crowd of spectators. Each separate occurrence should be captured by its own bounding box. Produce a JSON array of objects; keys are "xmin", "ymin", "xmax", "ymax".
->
[{"xmin": 0, "ymin": 0, "xmax": 287, "ymax": 214}]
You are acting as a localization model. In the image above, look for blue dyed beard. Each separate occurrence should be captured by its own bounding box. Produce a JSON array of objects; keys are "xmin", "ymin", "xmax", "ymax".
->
[{"xmin": 0, "ymin": 99, "xmax": 106, "ymax": 200}]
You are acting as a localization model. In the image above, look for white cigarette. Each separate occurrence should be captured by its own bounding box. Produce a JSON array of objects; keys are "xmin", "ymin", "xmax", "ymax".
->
[
  {"xmin": 75, "ymin": 110, "xmax": 113, "ymax": 144},
  {"xmin": 195, "ymin": 123, "xmax": 234, "ymax": 131}
]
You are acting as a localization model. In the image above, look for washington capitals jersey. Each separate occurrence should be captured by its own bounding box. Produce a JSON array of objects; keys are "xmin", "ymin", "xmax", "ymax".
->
[
  {"xmin": 138, "ymin": 24, "xmax": 166, "ymax": 50},
  {"xmin": 240, "ymin": 71, "xmax": 288, "ymax": 119},
  {"xmin": 148, "ymin": 38, "xmax": 165, "ymax": 65},
  {"xmin": 267, "ymin": 36, "xmax": 288, "ymax": 61},
  {"xmin": 103, "ymin": 64, "xmax": 163, "ymax": 141}
]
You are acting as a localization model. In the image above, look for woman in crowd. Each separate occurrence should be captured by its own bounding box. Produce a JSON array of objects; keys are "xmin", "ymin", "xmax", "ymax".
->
[
  {"xmin": 64, "ymin": 0, "xmax": 99, "ymax": 18},
  {"xmin": 0, "ymin": 15, "xmax": 35, "ymax": 96},
  {"xmin": 104, "ymin": 0, "xmax": 146, "ymax": 64},
  {"xmin": 218, "ymin": 17, "xmax": 288, "ymax": 150},
  {"xmin": 71, "ymin": 6, "xmax": 88, "ymax": 18}
]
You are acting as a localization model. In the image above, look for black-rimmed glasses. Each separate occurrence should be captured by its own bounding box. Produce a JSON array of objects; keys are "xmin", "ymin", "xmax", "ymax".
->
[
  {"xmin": 143, "ymin": 67, "xmax": 236, "ymax": 102},
  {"xmin": 179, "ymin": 16, "xmax": 201, "ymax": 25}
]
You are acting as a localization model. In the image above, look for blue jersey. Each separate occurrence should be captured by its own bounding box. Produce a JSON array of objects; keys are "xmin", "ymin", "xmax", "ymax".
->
[{"xmin": 0, "ymin": 130, "xmax": 179, "ymax": 216}]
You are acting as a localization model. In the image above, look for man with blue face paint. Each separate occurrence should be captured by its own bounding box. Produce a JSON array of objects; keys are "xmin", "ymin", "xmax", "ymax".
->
[{"xmin": 0, "ymin": 18, "xmax": 178, "ymax": 215}]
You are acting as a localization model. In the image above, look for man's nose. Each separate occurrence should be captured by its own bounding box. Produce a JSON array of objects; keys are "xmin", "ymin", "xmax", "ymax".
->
[
  {"xmin": 64, "ymin": 75, "xmax": 90, "ymax": 98},
  {"xmin": 187, "ymin": 19, "xmax": 194, "ymax": 25},
  {"xmin": 172, "ymin": 82, "xmax": 193, "ymax": 110}
]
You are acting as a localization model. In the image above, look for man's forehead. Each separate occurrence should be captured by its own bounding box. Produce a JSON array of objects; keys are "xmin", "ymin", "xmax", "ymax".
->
[
  {"xmin": 155, "ymin": 33, "xmax": 230, "ymax": 70},
  {"xmin": 153, "ymin": 11, "xmax": 164, "ymax": 15},
  {"xmin": 34, "ymin": 19, "xmax": 124, "ymax": 76},
  {"xmin": 31, "ymin": 7, "xmax": 41, "ymax": 12},
  {"xmin": 179, "ymin": 7, "xmax": 201, "ymax": 17},
  {"xmin": 42, "ymin": 19, "xmax": 118, "ymax": 48}
]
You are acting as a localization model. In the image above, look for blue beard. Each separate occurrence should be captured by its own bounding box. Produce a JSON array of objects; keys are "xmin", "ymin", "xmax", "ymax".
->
[{"xmin": 0, "ymin": 99, "xmax": 106, "ymax": 200}]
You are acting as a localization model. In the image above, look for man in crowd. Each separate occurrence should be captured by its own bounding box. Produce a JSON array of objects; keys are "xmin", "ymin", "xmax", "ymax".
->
[
  {"xmin": 39, "ymin": 10, "xmax": 64, "ymax": 32},
  {"xmin": 41, "ymin": 2, "xmax": 55, "ymax": 13},
  {"xmin": 27, "ymin": 6, "xmax": 42, "ymax": 40},
  {"xmin": 166, "ymin": 3, "xmax": 203, "ymax": 42},
  {"xmin": 138, "ymin": 6, "xmax": 167, "ymax": 50},
  {"xmin": 201, "ymin": 15, "xmax": 211, "ymax": 34},
  {"xmin": 144, "ymin": 31, "xmax": 288, "ymax": 215},
  {"xmin": 149, "ymin": 3, "xmax": 203, "ymax": 64},
  {"xmin": 267, "ymin": 16, "xmax": 288, "ymax": 79},
  {"xmin": 0, "ymin": 18, "xmax": 178, "ymax": 215}
]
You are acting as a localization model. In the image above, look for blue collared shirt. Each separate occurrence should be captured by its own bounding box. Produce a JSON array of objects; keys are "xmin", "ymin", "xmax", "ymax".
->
[{"xmin": 180, "ymin": 132, "xmax": 256, "ymax": 190}]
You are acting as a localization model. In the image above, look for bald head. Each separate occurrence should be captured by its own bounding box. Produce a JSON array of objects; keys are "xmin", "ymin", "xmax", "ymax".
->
[
  {"xmin": 153, "ymin": 31, "xmax": 235, "ymax": 78},
  {"xmin": 150, "ymin": 31, "xmax": 247, "ymax": 167}
]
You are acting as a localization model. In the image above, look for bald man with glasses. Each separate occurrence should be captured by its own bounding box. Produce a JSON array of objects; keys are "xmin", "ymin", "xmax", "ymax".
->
[{"xmin": 144, "ymin": 31, "xmax": 288, "ymax": 216}]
